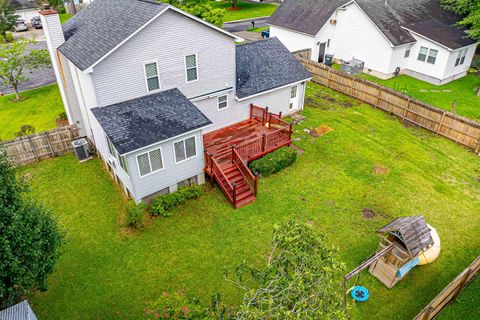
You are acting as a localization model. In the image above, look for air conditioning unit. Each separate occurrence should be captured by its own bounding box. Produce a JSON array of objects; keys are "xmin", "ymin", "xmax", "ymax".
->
[
  {"xmin": 72, "ymin": 138, "xmax": 90, "ymax": 162},
  {"xmin": 340, "ymin": 59, "xmax": 365, "ymax": 75}
]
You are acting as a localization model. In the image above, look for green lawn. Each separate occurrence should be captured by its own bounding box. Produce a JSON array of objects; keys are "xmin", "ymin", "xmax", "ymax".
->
[
  {"xmin": 358, "ymin": 73, "xmax": 480, "ymax": 121},
  {"xmin": 210, "ymin": 0, "xmax": 278, "ymax": 22},
  {"xmin": 23, "ymin": 82, "xmax": 480, "ymax": 319},
  {"xmin": 247, "ymin": 26, "xmax": 269, "ymax": 33},
  {"xmin": 59, "ymin": 13, "xmax": 73, "ymax": 24},
  {"xmin": 438, "ymin": 277, "xmax": 480, "ymax": 319},
  {"xmin": 0, "ymin": 84, "xmax": 64, "ymax": 141}
]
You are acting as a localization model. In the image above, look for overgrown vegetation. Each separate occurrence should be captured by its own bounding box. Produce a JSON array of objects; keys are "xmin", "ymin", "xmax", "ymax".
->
[
  {"xmin": 249, "ymin": 146, "xmax": 297, "ymax": 177},
  {"xmin": 0, "ymin": 151, "xmax": 63, "ymax": 309},
  {"xmin": 0, "ymin": 0, "xmax": 18, "ymax": 42},
  {"xmin": 151, "ymin": 185, "xmax": 203, "ymax": 217},
  {"xmin": 22, "ymin": 83, "xmax": 480, "ymax": 319},
  {"xmin": 163, "ymin": 0, "xmax": 225, "ymax": 27},
  {"xmin": 126, "ymin": 201, "xmax": 146, "ymax": 229}
]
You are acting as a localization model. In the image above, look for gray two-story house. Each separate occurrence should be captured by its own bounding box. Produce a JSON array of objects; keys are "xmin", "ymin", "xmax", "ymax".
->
[{"xmin": 40, "ymin": 0, "xmax": 311, "ymax": 208}]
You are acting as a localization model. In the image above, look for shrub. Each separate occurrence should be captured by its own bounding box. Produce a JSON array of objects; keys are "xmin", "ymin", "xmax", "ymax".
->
[
  {"xmin": 14, "ymin": 124, "xmax": 35, "ymax": 137},
  {"xmin": 58, "ymin": 112, "xmax": 68, "ymax": 121},
  {"xmin": 126, "ymin": 201, "xmax": 146, "ymax": 229},
  {"xmin": 249, "ymin": 147, "xmax": 297, "ymax": 177},
  {"xmin": 151, "ymin": 185, "xmax": 202, "ymax": 217}
]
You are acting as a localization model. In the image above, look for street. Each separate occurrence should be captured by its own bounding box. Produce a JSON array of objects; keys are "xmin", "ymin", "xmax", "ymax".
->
[{"xmin": 223, "ymin": 17, "xmax": 268, "ymax": 32}]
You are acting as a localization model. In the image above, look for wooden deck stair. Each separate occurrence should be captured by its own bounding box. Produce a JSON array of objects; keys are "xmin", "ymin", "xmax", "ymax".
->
[{"xmin": 204, "ymin": 104, "xmax": 293, "ymax": 209}]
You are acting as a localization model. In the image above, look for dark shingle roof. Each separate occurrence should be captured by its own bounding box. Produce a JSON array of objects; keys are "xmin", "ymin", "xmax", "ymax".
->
[
  {"xmin": 377, "ymin": 216, "xmax": 434, "ymax": 257},
  {"xmin": 91, "ymin": 89, "xmax": 212, "ymax": 154},
  {"xmin": 269, "ymin": 0, "xmax": 476, "ymax": 49},
  {"xmin": 236, "ymin": 37, "xmax": 311, "ymax": 99},
  {"xmin": 59, "ymin": 0, "xmax": 168, "ymax": 71}
]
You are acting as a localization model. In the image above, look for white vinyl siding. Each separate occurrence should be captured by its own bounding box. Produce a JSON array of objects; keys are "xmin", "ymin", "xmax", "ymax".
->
[
  {"xmin": 185, "ymin": 54, "xmax": 198, "ymax": 82},
  {"xmin": 217, "ymin": 94, "xmax": 228, "ymax": 110},
  {"xmin": 174, "ymin": 136, "xmax": 196, "ymax": 163},
  {"xmin": 144, "ymin": 61, "xmax": 160, "ymax": 92},
  {"xmin": 137, "ymin": 148, "xmax": 164, "ymax": 177}
]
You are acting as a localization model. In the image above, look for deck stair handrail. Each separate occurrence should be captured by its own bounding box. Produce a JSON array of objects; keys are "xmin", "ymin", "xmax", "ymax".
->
[
  {"xmin": 210, "ymin": 156, "xmax": 235, "ymax": 203},
  {"xmin": 232, "ymin": 147, "xmax": 258, "ymax": 196}
]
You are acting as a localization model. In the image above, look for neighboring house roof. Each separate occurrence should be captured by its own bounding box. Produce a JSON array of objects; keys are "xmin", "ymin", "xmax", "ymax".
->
[
  {"xmin": 269, "ymin": 0, "xmax": 476, "ymax": 49},
  {"xmin": 91, "ymin": 89, "xmax": 212, "ymax": 154},
  {"xmin": 0, "ymin": 300, "xmax": 38, "ymax": 320},
  {"xmin": 236, "ymin": 37, "xmax": 311, "ymax": 100},
  {"xmin": 59, "ymin": 0, "xmax": 240, "ymax": 72},
  {"xmin": 377, "ymin": 216, "xmax": 434, "ymax": 257},
  {"xmin": 11, "ymin": 0, "xmax": 38, "ymax": 11}
]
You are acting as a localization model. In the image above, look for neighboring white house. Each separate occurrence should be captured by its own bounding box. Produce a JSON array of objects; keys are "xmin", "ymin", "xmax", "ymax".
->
[
  {"xmin": 0, "ymin": 300, "xmax": 38, "ymax": 320},
  {"xmin": 40, "ymin": 0, "xmax": 311, "ymax": 206},
  {"xmin": 269, "ymin": 0, "xmax": 478, "ymax": 85}
]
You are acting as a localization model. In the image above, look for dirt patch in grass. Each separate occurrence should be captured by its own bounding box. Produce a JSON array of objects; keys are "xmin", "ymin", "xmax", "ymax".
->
[
  {"xmin": 362, "ymin": 208, "xmax": 376, "ymax": 219},
  {"xmin": 226, "ymin": 6, "xmax": 242, "ymax": 11},
  {"xmin": 309, "ymin": 125, "xmax": 333, "ymax": 138},
  {"xmin": 373, "ymin": 165, "xmax": 390, "ymax": 175},
  {"xmin": 290, "ymin": 144, "xmax": 305, "ymax": 155}
]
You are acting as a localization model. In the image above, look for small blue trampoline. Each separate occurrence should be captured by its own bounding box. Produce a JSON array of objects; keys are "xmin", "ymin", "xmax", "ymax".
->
[{"xmin": 351, "ymin": 286, "xmax": 369, "ymax": 302}]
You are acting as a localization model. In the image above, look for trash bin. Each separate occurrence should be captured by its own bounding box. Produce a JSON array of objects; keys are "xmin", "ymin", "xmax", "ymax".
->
[
  {"xmin": 324, "ymin": 54, "xmax": 334, "ymax": 66},
  {"xmin": 261, "ymin": 30, "xmax": 270, "ymax": 39}
]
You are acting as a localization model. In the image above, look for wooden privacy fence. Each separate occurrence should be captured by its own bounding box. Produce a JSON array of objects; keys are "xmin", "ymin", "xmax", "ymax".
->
[
  {"xmin": 0, "ymin": 125, "xmax": 80, "ymax": 166},
  {"xmin": 294, "ymin": 51, "xmax": 480, "ymax": 154},
  {"xmin": 414, "ymin": 255, "xmax": 480, "ymax": 320}
]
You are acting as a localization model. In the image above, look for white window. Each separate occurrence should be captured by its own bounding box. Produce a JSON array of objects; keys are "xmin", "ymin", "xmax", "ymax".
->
[
  {"xmin": 185, "ymin": 54, "xmax": 198, "ymax": 82},
  {"xmin": 106, "ymin": 136, "xmax": 116, "ymax": 157},
  {"xmin": 119, "ymin": 155, "xmax": 128, "ymax": 174},
  {"xmin": 404, "ymin": 49, "xmax": 410, "ymax": 58},
  {"xmin": 174, "ymin": 136, "xmax": 197, "ymax": 163},
  {"xmin": 144, "ymin": 61, "xmax": 160, "ymax": 92},
  {"xmin": 427, "ymin": 49, "xmax": 438, "ymax": 64},
  {"xmin": 290, "ymin": 85, "xmax": 297, "ymax": 99},
  {"xmin": 136, "ymin": 148, "xmax": 164, "ymax": 177},
  {"xmin": 217, "ymin": 95, "xmax": 228, "ymax": 110},
  {"xmin": 455, "ymin": 50, "xmax": 462, "ymax": 66},
  {"xmin": 417, "ymin": 47, "xmax": 428, "ymax": 62},
  {"xmin": 460, "ymin": 48, "xmax": 467, "ymax": 65}
]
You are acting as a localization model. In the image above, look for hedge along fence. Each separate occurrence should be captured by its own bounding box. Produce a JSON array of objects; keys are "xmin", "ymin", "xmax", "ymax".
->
[
  {"xmin": 414, "ymin": 255, "xmax": 480, "ymax": 320},
  {"xmin": 0, "ymin": 125, "xmax": 80, "ymax": 166},
  {"xmin": 293, "ymin": 50, "xmax": 480, "ymax": 155}
]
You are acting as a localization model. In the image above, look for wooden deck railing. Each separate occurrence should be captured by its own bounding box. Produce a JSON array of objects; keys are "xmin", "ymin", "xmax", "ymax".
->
[
  {"xmin": 211, "ymin": 156, "xmax": 234, "ymax": 203},
  {"xmin": 232, "ymin": 147, "xmax": 258, "ymax": 196}
]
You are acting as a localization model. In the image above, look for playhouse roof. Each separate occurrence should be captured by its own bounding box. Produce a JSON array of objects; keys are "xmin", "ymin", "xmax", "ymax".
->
[{"xmin": 377, "ymin": 216, "xmax": 433, "ymax": 257}]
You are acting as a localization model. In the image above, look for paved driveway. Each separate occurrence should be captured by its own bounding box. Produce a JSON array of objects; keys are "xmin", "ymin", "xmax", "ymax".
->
[
  {"xmin": 0, "ymin": 41, "xmax": 56, "ymax": 95},
  {"xmin": 223, "ymin": 17, "xmax": 268, "ymax": 32}
]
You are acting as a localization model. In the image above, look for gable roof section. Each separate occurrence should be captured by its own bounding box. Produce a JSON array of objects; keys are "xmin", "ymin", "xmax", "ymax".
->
[
  {"xmin": 236, "ymin": 37, "xmax": 311, "ymax": 100},
  {"xmin": 377, "ymin": 216, "xmax": 434, "ymax": 257},
  {"xmin": 269, "ymin": 0, "xmax": 476, "ymax": 49},
  {"xmin": 91, "ymin": 89, "xmax": 212, "ymax": 154},
  {"xmin": 59, "ymin": 0, "xmax": 240, "ymax": 72}
]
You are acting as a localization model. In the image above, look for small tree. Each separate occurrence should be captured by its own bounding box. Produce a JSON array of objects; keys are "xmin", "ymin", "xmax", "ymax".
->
[
  {"xmin": 0, "ymin": 0, "xmax": 18, "ymax": 42},
  {"xmin": 0, "ymin": 39, "xmax": 51, "ymax": 101},
  {"xmin": 163, "ymin": 0, "xmax": 225, "ymax": 27},
  {"xmin": 0, "ymin": 150, "xmax": 63, "ymax": 309},
  {"xmin": 225, "ymin": 221, "xmax": 347, "ymax": 319},
  {"xmin": 228, "ymin": 0, "xmax": 238, "ymax": 9}
]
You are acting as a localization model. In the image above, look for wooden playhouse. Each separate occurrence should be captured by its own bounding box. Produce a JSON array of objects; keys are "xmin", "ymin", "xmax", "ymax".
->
[{"xmin": 369, "ymin": 216, "xmax": 435, "ymax": 288}]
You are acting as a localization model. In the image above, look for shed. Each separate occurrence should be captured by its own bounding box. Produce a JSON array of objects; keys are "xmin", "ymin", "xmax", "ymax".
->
[{"xmin": 0, "ymin": 300, "xmax": 38, "ymax": 320}]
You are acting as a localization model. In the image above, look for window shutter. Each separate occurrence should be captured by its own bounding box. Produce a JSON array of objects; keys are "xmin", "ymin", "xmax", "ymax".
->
[
  {"xmin": 138, "ymin": 153, "xmax": 151, "ymax": 176},
  {"xmin": 149, "ymin": 149, "xmax": 163, "ymax": 171},
  {"xmin": 185, "ymin": 137, "xmax": 196, "ymax": 158},
  {"xmin": 174, "ymin": 141, "xmax": 186, "ymax": 162}
]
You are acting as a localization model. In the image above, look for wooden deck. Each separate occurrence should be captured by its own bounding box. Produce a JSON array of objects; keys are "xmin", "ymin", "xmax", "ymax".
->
[{"xmin": 202, "ymin": 105, "xmax": 292, "ymax": 208}]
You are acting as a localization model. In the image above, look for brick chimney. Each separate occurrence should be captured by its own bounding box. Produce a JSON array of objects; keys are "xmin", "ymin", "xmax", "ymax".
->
[{"xmin": 39, "ymin": 10, "xmax": 72, "ymax": 123}]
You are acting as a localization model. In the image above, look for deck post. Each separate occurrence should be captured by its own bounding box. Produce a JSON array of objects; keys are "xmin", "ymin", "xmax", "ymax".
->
[
  {"xmin": 264, "ymin": 107, "xmax": 269, "ymax": 126},
  {"xmin": 254, "ymin": 172, "xmax": 259, "ymax": 197},
  {"xmin": 231, "ymin": 145, "xmax": 236, "ymax": 163},
  {"xmin": 232, "ymin": 183, "xmax": 237, "ymax": 208},
  {"xmin": 262, "ymin": 133, "xmax": 267, "ymax": 152},
  {"xmin": 279, "ymin": 111, "xmax": 282, "ymax": 119},
  {"xmin": 249, "ymin": 104, "xmax": 253, "ymax": 119}
]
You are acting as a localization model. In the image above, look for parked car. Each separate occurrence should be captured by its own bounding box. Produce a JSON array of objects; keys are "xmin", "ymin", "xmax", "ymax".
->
[
  {"xmin": 14, "ymin": 20, "xmax": 28, "ymax": 32},
  {"xmin": 30, "ymin": 16, "xmax": 42, "ymax": 29}
]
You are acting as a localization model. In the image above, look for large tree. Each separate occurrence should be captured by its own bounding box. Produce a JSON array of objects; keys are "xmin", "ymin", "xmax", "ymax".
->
[
  {"xmin": 226, "ymin": 221, "xmax": 347, "ymax": 319},
  {"xmin": 0, "ymin": 150, "xmax": 63, "ymax": 310},
  {"xmin": 0, "ymin": 0, "xmax": 18, "ymax": 42},
  {"xmin": 0, "ymin": 39, "xmax": 51, "ymax": 101},
  {"xmin": 442, "ymin": 0, "xmax": 480, "ymax": 41},
  {"xmin": 163, "ymin": 0, "xmax": 225, "ymax": 27}
]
